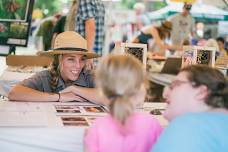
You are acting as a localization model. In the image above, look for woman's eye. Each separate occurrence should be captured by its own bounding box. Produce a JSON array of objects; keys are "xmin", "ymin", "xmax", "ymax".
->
[{"xmin": 68, "ymin": 58, "xmax": 74, "ymax": 61}]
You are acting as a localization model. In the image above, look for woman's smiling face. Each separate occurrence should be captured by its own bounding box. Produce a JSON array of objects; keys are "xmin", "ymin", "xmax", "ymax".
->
[{"xmin": 60, "ymin": 54, "xmax": 86, "ymax": 82}]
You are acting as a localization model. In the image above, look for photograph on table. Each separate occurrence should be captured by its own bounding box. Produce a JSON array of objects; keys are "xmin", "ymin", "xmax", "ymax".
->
[
  {"xmin": 55, "ymin": 105, "xmax": 81, "ymax": 114},
  {"xmin": 120, "ymin": 43, "xmax": 147, "ymax": 68},
  {"xmin": 54, "ymin": 105, "xmax": 107, "ymax": 116},
  {"xmin": 150, "ymin": 108, "xmax": 165, "ymax": 115},
  {"xmin": 86, "ymin": 116, "xmax": 99, "ymax": 125},
  {"xmin": 83, "ymin": 106, "xmax": 107, "ymax": 113},
  {"xmin": 61, "ymin": 116, "xmax": 89, "ymax": 127},
  {"xmin": 182, "ymin": 46, "xmax": 216, "ymax": 67},
  {"xmin": 0, "ymin": 0, "xmax": 31, "ymax": 22}
]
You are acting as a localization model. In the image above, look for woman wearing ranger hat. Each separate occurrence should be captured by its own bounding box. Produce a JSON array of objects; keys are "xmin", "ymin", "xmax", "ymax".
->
[{"xmin": 9, "ymin": 31, "xmax": 106, "ymax": 104}]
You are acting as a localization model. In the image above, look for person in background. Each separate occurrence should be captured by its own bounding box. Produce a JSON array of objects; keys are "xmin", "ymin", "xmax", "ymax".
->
[
  {"xmin": 216, "ymin": 37, "xmax": 228, "ymax": 57},
  {"xmin": 8, "ymin": 31, "xmax": 107, "ymax": 105},
  {"xmin": 36, "ymin": 14, "xmax": 61, "ymax": 51},
  {"xmin": 170, "ymin": 2, "xmax": 195, "ymax": 45},
  {"xmin": 51, "ymin": 15, "xmax": 66, "ymax": 42},
  {"xmin": 205, "ymin": 38, "xmax": 220, "ymax": 57},
  {"xmin": 151, "ymin": 65, "xmax": 228, "ymax": 152},
  {"xmin": 225, "ymin": 36, "xmax": 228, "ymax": 51},
  {"xmin": 84, "ymin": 54, "xmax": 162, "ymax": 152},
  {"xmin": 52, "ymin": 0, "xmax": 78, "ymax": 46},
  {"xmin": 132, "ymin": 21, "xmax": 182, "ymax": 56},
  {"xmin": 133, "ymin": 2, "xmax": 150, "ymax": 32}
]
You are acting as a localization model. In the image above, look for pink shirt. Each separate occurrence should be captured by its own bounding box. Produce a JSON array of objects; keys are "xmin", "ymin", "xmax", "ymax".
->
[{"xmin": 84, "ymin": 112, "xmax": 163, "ymax": 152}]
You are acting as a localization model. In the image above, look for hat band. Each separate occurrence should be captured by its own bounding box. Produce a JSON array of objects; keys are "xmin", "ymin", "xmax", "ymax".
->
[
  {"xmin": 162, "ymin": 23, "xmax": 172, "ymax": 31},
  {"xmin": 53, "ymin": 47, "xmax": 88, "ymax": 52}
]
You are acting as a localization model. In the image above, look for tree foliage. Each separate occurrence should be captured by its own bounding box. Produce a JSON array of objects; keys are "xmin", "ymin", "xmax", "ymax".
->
[
  {"xmin": 34, "ymin": 0, "xmax": 61, "ymax": 17},
  {"xmin": 121, "ymin": 0, "xmax": 137, "ymax": 9}
]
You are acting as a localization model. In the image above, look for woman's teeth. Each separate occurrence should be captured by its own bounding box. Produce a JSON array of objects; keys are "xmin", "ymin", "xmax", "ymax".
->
[{"xmin": 71, "ymin": 70, "xmax": 78, "ymax": 74}]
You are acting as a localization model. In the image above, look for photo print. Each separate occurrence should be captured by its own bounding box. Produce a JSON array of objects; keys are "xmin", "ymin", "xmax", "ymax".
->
[
  {"xmin": 120, "ymin": 43, "xmax": 147, "ymax": 68},
  {"xmin": 196, "ymin": 49, "xmax": 213, "ymax": 66},
  {"xmin": 55, "ymin": 105, "xmax": 81, "ymax": 114},
  {"xmin": 0, "ymin": 0, "xmax": 31, "ymax": 22},
  {"xmin": 86, "ymin": 117, "xmax": 97, "ymax": 125},
  {"xmin": 9, "ymin": 22, "xmax": 28, "ymax": 39},
  {"xmin": 61, "ymin": 116, "xmax": 89, "ymax": 127},
  {"xmin": 150, "ymin": 108, "xmax": 165, "ymax": 115},
  {"xmin": 182, "ymin": 46, "xmax": 215, "ymax": 67},
  {"xmin": 182, "ymin": 49, "xmax": 194, "ymax": 67},
  {"xmin": 83, "ymin": 106, "xmax": 106, "ymax": 113},
  {"xmin": 0, "ymin": 22, "xmax": 10, "ymax": 38}
]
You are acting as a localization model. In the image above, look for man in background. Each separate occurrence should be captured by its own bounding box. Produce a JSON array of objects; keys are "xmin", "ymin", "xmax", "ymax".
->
[
  {"xmin": 170, "ymin": 2, "xmax": 195, "ymax": 45},
  {"xmin": 217, "ymin": 37, "xmax": 228, "ymax": 57}
]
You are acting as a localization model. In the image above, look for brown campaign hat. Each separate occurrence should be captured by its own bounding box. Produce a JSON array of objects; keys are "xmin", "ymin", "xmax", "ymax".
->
[
  {"xmin": 161, "ymin": 20, "xmax": 172, "ymax": 31},
  {"xmin": 38, "ymin": 31, "xmax": 100, "ymax": 59}
]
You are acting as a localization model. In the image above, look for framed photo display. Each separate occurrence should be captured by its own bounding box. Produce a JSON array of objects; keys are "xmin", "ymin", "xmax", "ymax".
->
[
  {"xmin": 182, "ymin": 45, "xmax": 216, "ymax": 67},
  {"xmin": 0, "ymin": 0, "xmax": 31, "ymax": 22},
  {"xmin": 120, "ymin": 43, "xmax": 147, "ymax": 68},
  {"xmin": 0, "ymin": 0, "xmax": 34, "ymax": 48}
]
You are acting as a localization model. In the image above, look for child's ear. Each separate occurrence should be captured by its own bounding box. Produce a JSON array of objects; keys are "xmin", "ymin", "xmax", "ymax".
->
[{"xmin": 195, "ymin": 85, "xmax": 209, "ymax": 101}]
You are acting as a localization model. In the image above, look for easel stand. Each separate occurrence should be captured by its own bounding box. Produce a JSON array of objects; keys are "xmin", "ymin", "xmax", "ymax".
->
[{"xmin": 9, "ymin": 45, "xmax": 16, "ymax": 55}]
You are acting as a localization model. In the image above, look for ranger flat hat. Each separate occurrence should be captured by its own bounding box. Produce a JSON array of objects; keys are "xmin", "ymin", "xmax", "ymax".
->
[
  {"xmin": 161, "ymin": 20, "xmax": 172, "ymax": 31},
  {"xmin": 38, "ymin": 31, "xmax": 100, "ymax": 59}
]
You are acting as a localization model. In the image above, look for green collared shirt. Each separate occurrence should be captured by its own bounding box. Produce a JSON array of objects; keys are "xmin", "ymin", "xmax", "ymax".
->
[{"xmin": 20, "ymin": 69, "xmax": 94, "ymax": 93}]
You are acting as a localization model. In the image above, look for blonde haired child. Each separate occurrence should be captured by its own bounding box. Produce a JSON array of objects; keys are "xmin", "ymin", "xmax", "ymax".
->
[{"xmin": 84, "ymin": 54, "xmax": 162, "ymax": 152}]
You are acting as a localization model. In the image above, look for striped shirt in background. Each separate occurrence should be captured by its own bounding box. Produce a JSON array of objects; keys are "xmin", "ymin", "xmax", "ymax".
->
[{"xmin": 75, "ymin": 0, "xmax": 105, "ymax": 56}]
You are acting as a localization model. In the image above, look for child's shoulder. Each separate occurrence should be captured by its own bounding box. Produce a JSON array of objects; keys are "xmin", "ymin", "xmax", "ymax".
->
[
  {"xmin": 92, "ymin": 114, "xmax": 114, "ymax": 125},
  {"xmin": 133, "ymin": 112, "xmax": 155, "ymax": 120},
  {"xmin": 130, "ymin": 112, "xmax": 160, "ymax": 125},
  {"xmin": 93, "ymin": 113, "xmax": 160, "ymax": 128},
  {"xmin": 129, "ymin": 113, "xmax": 162, "ymax": 132}
]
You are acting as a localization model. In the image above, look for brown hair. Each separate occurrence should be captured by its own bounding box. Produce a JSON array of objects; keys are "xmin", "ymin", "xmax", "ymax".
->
[
  {"xmin": 49, "ymin": 55, "xmax": 62, "ymax": 92},
  {"xmin": 96, "ymin": 54, "xmax": 146, "ymax": 124},
  {"xmin": 181, "ymin": 65, "xmax": 228, "ymax": 109}
]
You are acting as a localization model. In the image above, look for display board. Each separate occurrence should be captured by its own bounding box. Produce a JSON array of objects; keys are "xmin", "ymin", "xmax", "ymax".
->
[
  {"xmin": 0, "ymin": 0, "xmax": 34, "ymax": 47},
  {"xmin": 182, "ymin": 45, "xmax": 216, "ymax": 67},
  {"xmin": 120, "ymin": 43, "xmax": 147, "ymax": 68}
]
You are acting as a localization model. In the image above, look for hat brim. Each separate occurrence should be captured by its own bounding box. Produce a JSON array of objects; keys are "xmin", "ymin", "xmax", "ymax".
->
[{"xmin": 37, "ymin": 50, "xmax": 101, "ymax": 59}]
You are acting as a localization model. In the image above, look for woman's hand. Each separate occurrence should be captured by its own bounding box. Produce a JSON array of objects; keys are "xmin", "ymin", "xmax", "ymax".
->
[
  {"xmin": 85, "ymin": 59, "xmax": 93, "ymax": 70},
  {"xmin": 152, "ymin": 51, "xmax": 166, "ymax": 57}
]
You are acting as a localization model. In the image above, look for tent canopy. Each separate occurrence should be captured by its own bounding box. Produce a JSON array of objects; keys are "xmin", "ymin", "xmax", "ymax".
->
[{"xmin": 148, "ymin": 3, "xmax": 228, "ymax": 22}]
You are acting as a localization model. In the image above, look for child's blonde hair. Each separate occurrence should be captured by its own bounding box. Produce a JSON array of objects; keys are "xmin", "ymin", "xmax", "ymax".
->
[{"xmin": 96, "ymin": 54, "xmax": 146, "ymax": 124}]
